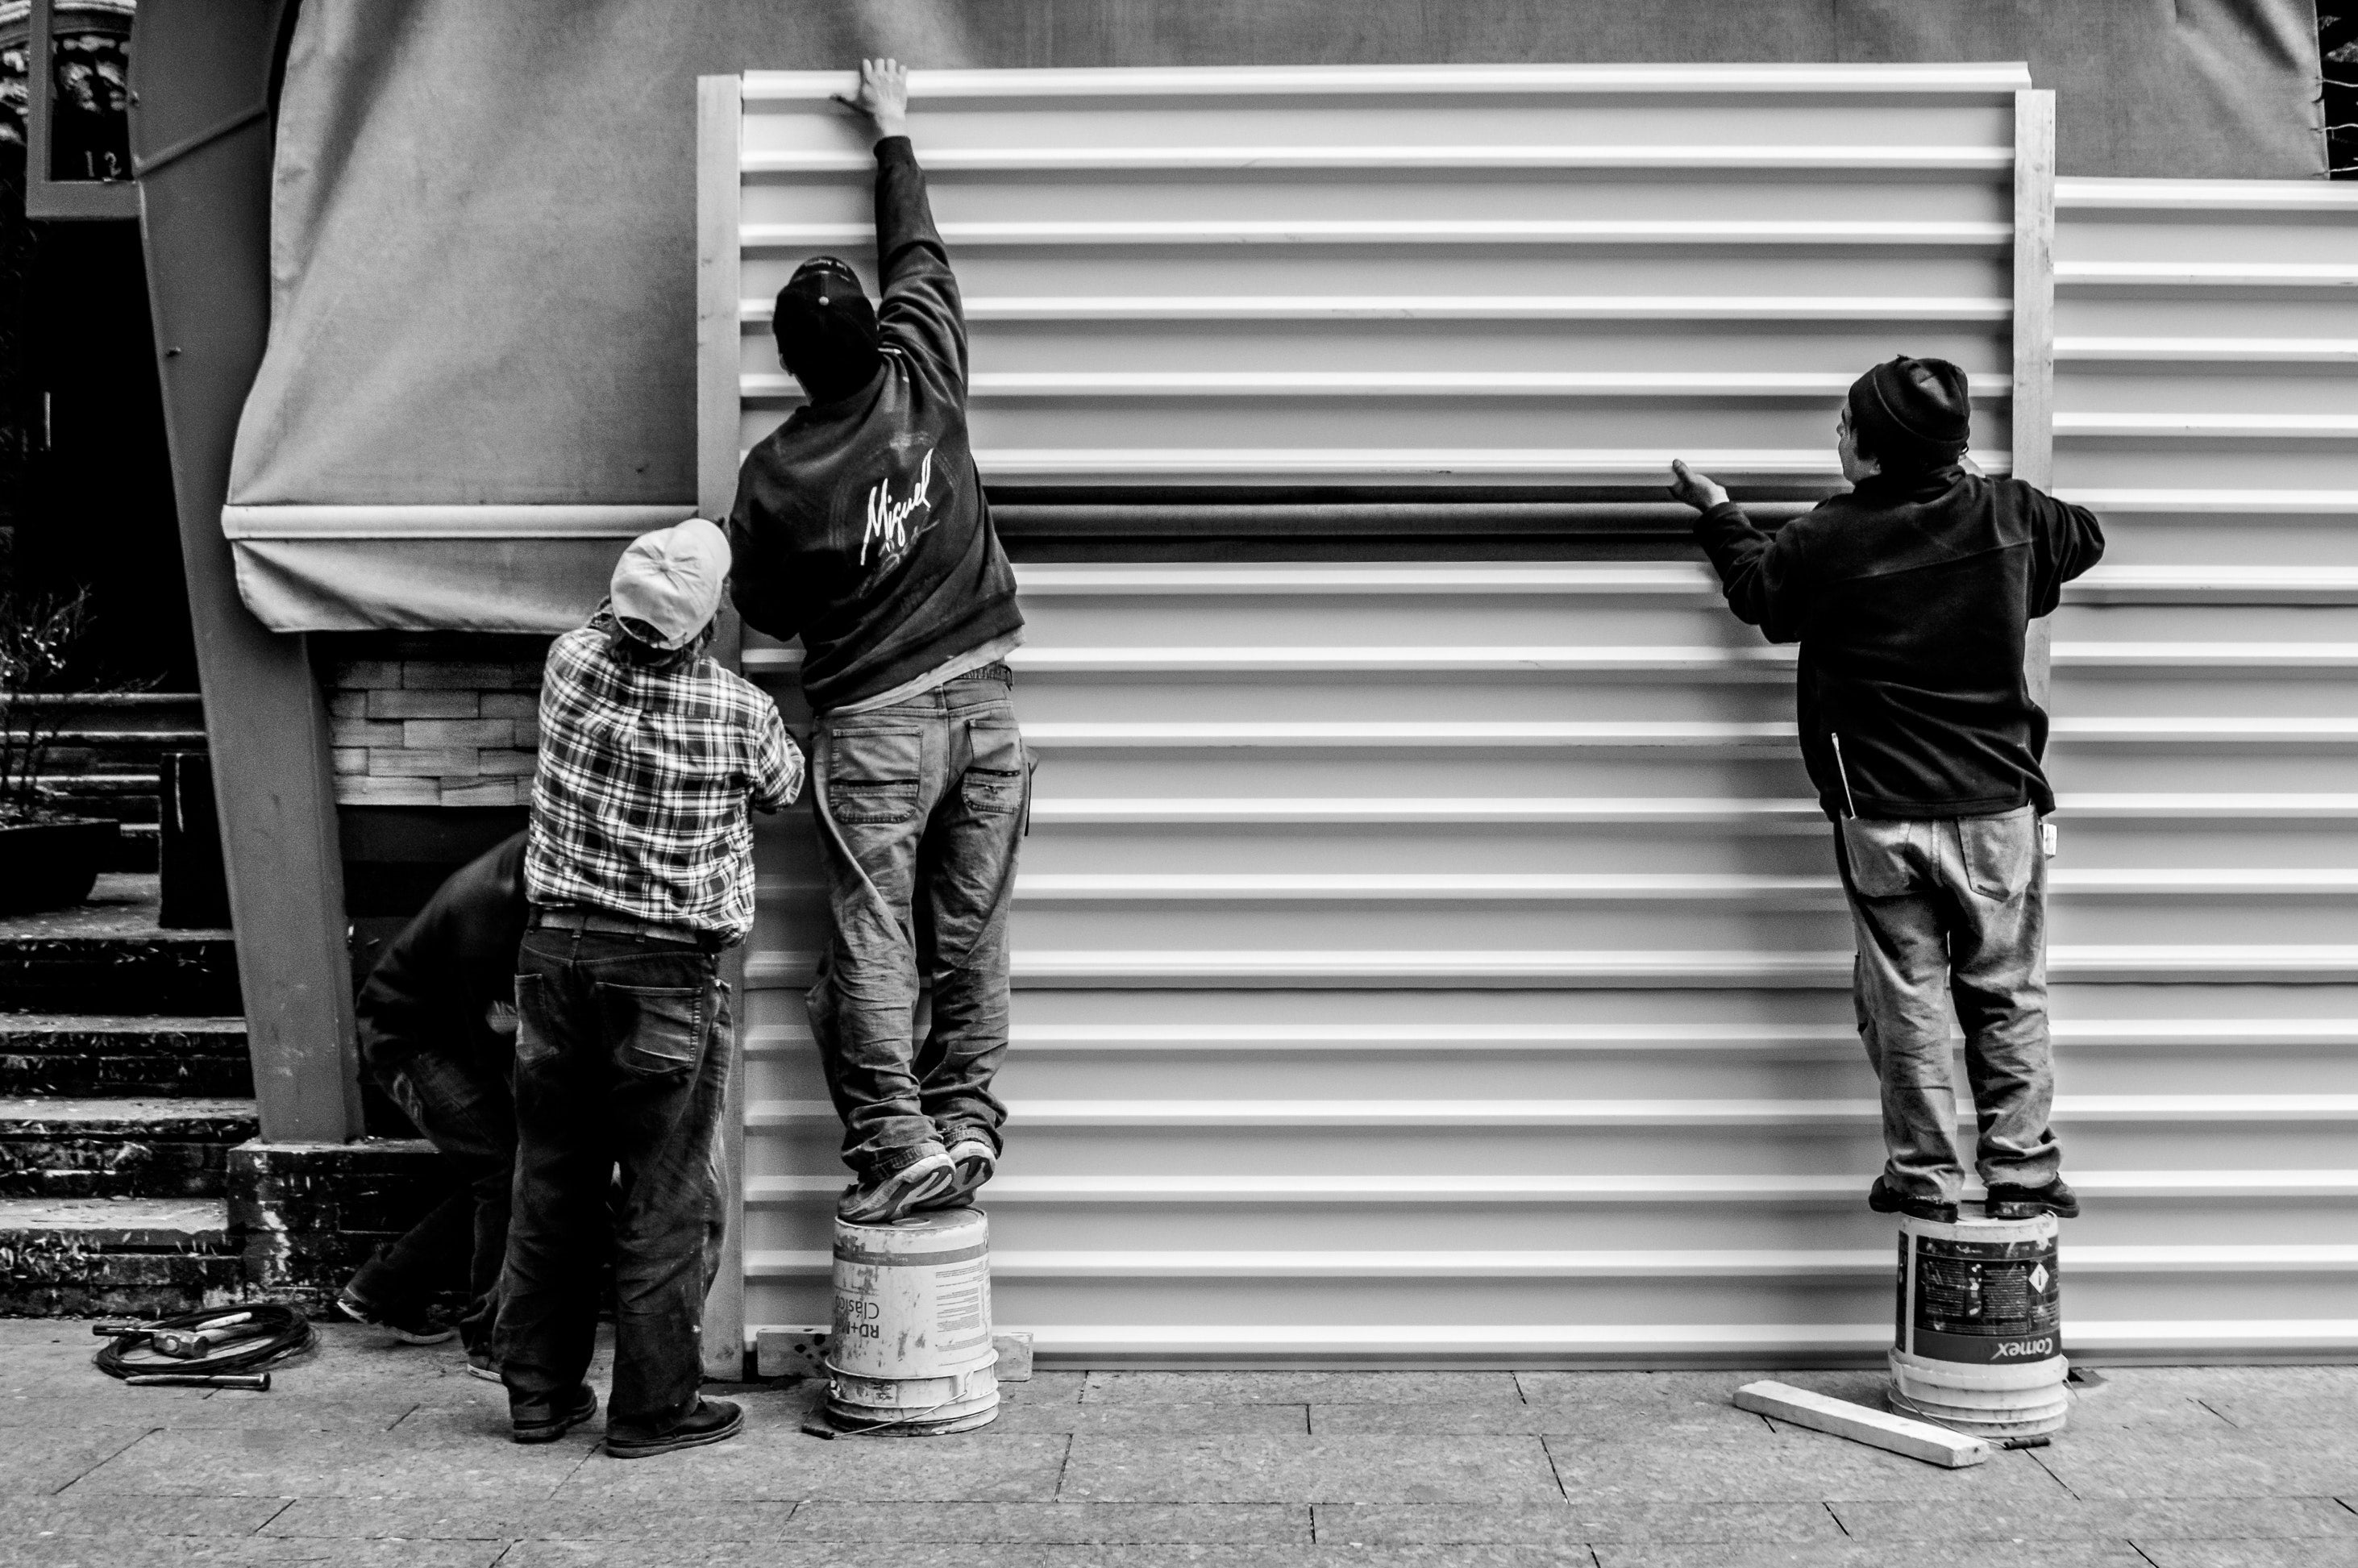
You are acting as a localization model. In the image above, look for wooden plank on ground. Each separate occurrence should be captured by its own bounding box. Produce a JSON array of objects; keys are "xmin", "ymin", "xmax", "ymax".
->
[{"xmin": 1735, "ymin": 1379, "xmax": 1991, "ymax": 1468}]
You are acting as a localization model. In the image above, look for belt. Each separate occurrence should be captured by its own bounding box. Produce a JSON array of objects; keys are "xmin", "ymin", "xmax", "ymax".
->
[
  {"xmin": 527, "ymin": 905, "xmax": 717, "ymax": 949},
  {"xmin": 950, "ymin": 662, "xmax": 1013, "ymax": 684}
]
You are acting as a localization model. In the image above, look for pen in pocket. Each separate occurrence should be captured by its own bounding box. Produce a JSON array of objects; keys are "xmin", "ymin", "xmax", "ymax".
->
[{"xmin": 1829, "ymin": 731, "xmax": 1860, "ymax": 819}]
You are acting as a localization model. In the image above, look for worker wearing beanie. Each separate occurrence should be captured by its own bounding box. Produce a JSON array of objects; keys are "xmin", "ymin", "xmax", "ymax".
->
[
  {"xmin": 1669, "ymin": 357, "xmax": 2105, "ymax": 1226},
  {"xmin": 726, "ymin": 59, "xmax": 1027, "ymax": 1227},
  {"xmin": 497, "ymin": 518, "xmax": 804, "ymax": 1458}
]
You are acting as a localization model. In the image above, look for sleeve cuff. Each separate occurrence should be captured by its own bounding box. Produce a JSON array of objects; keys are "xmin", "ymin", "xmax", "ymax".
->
[{"xmin": 873, "ymin": 135, "xmax": 917, "ymax": 164}]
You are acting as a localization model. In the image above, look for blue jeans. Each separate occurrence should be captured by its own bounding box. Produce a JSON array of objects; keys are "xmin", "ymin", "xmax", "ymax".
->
[
  {"xmin": 347, "ymin": 1044, "xmax": 514, "ymax": 1355},
  {"xmin": 807, "ymin": 670, "xmax": 1026, "ymax": 1178},
  {"xmin": 496, "ymin": 928, "xmax": 730, "ymax": 1429},
  {"xmin": 1836, "ymin": 806, "xmax": 2062, "ymax": 1203}
]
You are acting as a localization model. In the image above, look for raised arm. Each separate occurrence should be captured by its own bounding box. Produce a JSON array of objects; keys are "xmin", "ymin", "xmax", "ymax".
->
[
  {"xmin": 1670, "ymin": 459, "xmax": 1811, "ymax": 641},
  {"xmin": 835, "ymin": 57, "xmax": 966, "ymax": 391}
]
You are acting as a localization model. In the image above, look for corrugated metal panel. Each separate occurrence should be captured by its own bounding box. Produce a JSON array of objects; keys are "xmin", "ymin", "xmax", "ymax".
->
[
  {"xmin": 2032, "ymin": 174, "xmax": 2358, "ymax": 1360},
  {"xmin": 717, "ymin": 69, "xmax": 2358, "ymax": 1366},
  {"xmin": 734, "ymin": 64, "xmax": 2027, "ymax": 490}
]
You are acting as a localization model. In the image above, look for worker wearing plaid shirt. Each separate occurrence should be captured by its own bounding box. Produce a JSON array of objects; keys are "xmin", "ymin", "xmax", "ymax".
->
[{"xmin": 497, "ymin": 518, "xmax": 800, "ymax": 1461}]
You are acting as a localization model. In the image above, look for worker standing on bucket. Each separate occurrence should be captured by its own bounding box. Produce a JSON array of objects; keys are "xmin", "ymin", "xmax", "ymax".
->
[
  {"xmin": 1668, "ymin": 358, "xmax": 2104, "ymax": 1225},
  {"xmin": 729, "ymin": 58, "xmax": 1029, "ymax": 1226}
]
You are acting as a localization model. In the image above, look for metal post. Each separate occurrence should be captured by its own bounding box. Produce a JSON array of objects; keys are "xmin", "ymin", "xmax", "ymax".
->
[
  {"xmin": 696, "ymin": 72, "xmax": 751, "ymax": 1379},
  {"xmin": 128, "ymin": 0, "xmax": 364, "ymax": 1143}
]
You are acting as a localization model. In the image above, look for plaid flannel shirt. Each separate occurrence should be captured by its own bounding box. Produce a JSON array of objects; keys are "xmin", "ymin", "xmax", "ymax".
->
[{"xmin": 526, "ymin": 615, "xmax": 803, "ymax": 942}]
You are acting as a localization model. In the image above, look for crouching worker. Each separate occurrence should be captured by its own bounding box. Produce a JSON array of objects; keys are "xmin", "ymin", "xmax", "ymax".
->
[
  {"xmin": 496, "ymin": 518, "xmax": 804, "ymax": 1457},
  {"xmin": 729, "ymin": 59, "xmax": 1028, "ymax": 1225},
  {"xmin": 338, "ymin": 830, "xmax": 526, "ymax": 1375},
  {"xmin": 1668, "ymin": 356, "xmax": 2104, "ymax": 1225}
]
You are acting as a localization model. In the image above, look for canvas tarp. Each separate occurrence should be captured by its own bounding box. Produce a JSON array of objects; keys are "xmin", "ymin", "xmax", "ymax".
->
[{"xmin": 223, "ymin": 0, "xmax": 2327, "ymax": 631}]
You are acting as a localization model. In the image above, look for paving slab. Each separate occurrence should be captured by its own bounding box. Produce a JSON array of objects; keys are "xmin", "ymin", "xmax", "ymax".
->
[
  {"xmin": 1515, "ymin": 1370, "xmax": 1889, "ymax": 1410},
  {"xmin": 0, "ymin": 1541, "xmax": 506, "ymax": 1568},
  {"xmin": 996, "ymin": 1400, "xmax": 1310, "ymax": 1435},
  {"xmin": 0, "ymin": 1425, "xmax": 157, "ymax": 1496},
  {"xmin": 999, "ymin": 1370, "xmax": 1088, "ymax": 1404},
  {"xmin": 550, "ymin": 1428, "xmax": 1070, "ymax": 1503},
  {"xmin": 1313, "ymin": 1398, "xmax": 1770, "ymax": 1439},
  {"xmin": 1544, "ymin": 1432, "xmax": 2067, "ymax": 1504},
  {"xmin": 0, "ymin": 1495, "xmax": 290, "ymax": 1538},
  {"xmin": 504, "ymin": 1547, "xmax": 1607, "ymax": 1568},
  {"xmin": 67, "ymin": 1407, "xmax": 596, "ymax": 1499},
  {"xmin": 2034, "ymin": 1433, "xmax": 2358, "ymax": 1499},
  {"xmin": 260, "ymin": 1497, "xmax": 797, "ymax": 1541},
  {"xmin": 1082, "ymin": 1371, "xmax": 1522, "ymax": 1404},
  {"xmin": 782, "ymin": 1501, "xmax": 1309, "ymax": 1543},
  {"xmin": 1592, "ymin": 1547, "xmax": 2149, "ymax": 1568},
  {"xmin": 1059, "ymin": 1434, "xmax": 1563, "ymax": 1504},
  {"xmin": 1316, "ymin": 1500, "xmax": 1840, "ymax": 1544},
  {"xmin": 2136, "ymin": 1544, "xmax": 2358, "ymax": 1568},
  {"xmin": 1832, "ymin": 1497, "xmax": 2358, "ymax": 1541}
]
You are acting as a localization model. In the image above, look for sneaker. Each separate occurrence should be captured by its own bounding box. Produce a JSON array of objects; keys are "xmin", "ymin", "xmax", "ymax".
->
[
  {"xmin": 1986, "ymin": 1178, "xmax": 2081, "ymax": 1220},
  {"xmin": 837, "ymin": 1145, "xmax": 956, "ymax": 1225},
  {"xmin": 1867, "ymin": 1176, "xmax": 1958, "ymax": 1225},
  {"xmin": 924, "ymin": 1135, "xmax": 996, "ymax": 1208},
  {"xmin": 335, "ymin": 1287, "xmax": 458, "ymax": 1345},
  {"xmin": 465, "ymin": 1350, "xmax": 501, "ymax": 1383},
  {"xmin": 606, "ymin": 1396, "xmax": 744, "ymax": 1459},
  {"xmin": 511, "ymin": 1383, "xmax": 597, "ymax": 1445}
]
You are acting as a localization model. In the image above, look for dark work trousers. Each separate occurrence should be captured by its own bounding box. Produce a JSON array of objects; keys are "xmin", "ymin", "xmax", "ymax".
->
[
  {"xmin": 346, "ymin": 1045, "xmax": 515, "ymax": 1356},
  {"xmin": 1835, "ymin": 806, "xmax": 2061, "ymax": 1204},
  {"xmin": 806, "ymin": 668, "xmax": 1026, "ymax": 1179},
  {"xmin": 495, "ymin": 928, "xmax": 730, "ymax": 1432}
]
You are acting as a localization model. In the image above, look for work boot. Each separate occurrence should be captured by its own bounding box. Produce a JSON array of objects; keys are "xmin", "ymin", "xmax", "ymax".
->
[
  {"xmin": 511, "ymin": 1383, "xmax": 597, "ymax": 1445},
  {"xmin": 335, "ymin": 1286, "xmax": 458, "ymax": 1345},
  {"xmin": 606, "ymin": 1397, "xmax": 744, "ymax": 1459},
  {"xmin": 837, "ymin": 1144, "xmax": 955, "ymax": 1225},
  {"xmin": 1986, "ymin": 1178, "xmax": 2081, "ymax": 1220},
  {"xmin": 1867, "ymin": 1176, "xmax": 1957, "ymax": 1225},
  {"xmin": 922, "ymin": 1135, "xmax": 996, "ymax": 1208}
]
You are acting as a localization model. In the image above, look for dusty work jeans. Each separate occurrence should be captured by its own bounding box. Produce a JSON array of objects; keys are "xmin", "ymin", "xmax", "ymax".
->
[
  {"xmin": 1835, "ymin": 805, "xmax": 2062, "ymax": 1204},
  {"xmin": 807, "ymin": 668, "xmax": 1025, "ymax": 1180},
  {"xmin": 496, "ymin": 928, "xmax": 730, "ymax": 1433},
  {"xmin": 346, "ymin": 1043, "xmax": 515, "ymax": 1357}
]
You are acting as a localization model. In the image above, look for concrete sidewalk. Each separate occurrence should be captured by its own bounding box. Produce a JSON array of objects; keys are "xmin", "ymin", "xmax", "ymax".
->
[{"xmin": 2, "ymin": 1321, "xmax": 2352, "ymax": 1566}]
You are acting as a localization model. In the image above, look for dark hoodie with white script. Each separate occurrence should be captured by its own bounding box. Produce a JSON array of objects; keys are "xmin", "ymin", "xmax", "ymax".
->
[
  {"xmin": 1694, "ymin": 469, "xmax": 2105, "ymax": 821},
  {"xmin": 727, "ymin": 138, "xmax": 1022, "ymax": 712}
]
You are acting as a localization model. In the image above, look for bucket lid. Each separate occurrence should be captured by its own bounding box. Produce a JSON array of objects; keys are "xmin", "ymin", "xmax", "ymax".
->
[{"xmin": 834, "ymin": 1204, "xmax": 990, "ymax": 1246}]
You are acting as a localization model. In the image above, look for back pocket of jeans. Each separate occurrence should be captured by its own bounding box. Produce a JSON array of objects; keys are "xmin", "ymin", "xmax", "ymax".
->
[
  {"xmin": 828, "ymin": 728, "xmax": 921, "ymax": 825},
  {"xmin": 1961, "ymin": 808, "xmax": 2037, "ymax": 900},
  {"xmin": 1838, "ymin": 817, "xmax": 1913, "ymax": 899},
  {"xmin": 594, "ymin": 982, "xmax": 706, "ymax": 1077},
  {"xmin": 512, "ymin": 973, "xmax": 559, "ymax": 1069},
  {"xmin": 961, "ymin": 725, "xmax": 1025, "ymax": 815}
]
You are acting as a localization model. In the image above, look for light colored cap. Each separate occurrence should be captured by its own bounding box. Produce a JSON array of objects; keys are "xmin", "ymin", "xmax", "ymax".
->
[{"xmin": 609, "ymin": 518, "xmax": 730, "ymax": 650}]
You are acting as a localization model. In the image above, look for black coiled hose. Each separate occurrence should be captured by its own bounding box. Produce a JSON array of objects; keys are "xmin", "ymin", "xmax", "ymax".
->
[{"xmin": 93, "ymin": 1304, "xmax": 315, "ymax": 1381}]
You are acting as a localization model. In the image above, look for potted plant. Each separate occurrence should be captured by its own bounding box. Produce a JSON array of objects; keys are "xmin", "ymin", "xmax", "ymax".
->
[{"xmin": 1, "ymin": 588, "xmax": 120, "ymax": 913}]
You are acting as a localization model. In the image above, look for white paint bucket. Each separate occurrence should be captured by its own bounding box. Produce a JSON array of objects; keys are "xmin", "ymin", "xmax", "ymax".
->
[
  {"xmin": 824, "ymin": 1205, "xmax": 998, "ymax": 1435},
  {"xmin": 1888, "ymin": 1206, "xmax": 2067, "ymax": 1437}
]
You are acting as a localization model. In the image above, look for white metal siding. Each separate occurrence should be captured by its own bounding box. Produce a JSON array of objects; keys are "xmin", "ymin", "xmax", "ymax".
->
[{"xmin": 715, "ymin": 67, "xmax": 2358, "ymax": 1366}]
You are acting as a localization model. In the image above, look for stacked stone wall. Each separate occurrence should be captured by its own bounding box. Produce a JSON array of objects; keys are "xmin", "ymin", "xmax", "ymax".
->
[{"xmin": 323, "ymin": 656, "xmax": 543, "ymax": 806}]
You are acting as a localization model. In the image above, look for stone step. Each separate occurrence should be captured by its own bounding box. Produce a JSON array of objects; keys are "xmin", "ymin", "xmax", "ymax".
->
[
  {"xmin": 0, "ymin": 876, "xmax": 239, "ymax": 1014},
  {"xmin": 0, "ymin": 1016, "xmax": 251, "ymax": 1098},
  {"xmin": 0, "ymin": 1196, "xmax": 243, "ymax": 1316},
  {"xmin": 0, "ymin": 692, "xmax": 206, "ymax": 735},
  {"xmin": 0, "ymin": 1098, "xmax": 260, "ymax": 1200}
]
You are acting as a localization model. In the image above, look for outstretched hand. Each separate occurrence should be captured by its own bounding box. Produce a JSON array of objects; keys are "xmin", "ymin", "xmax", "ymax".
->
[
  {"xmin": 832, "ymin": 57, "xmax": 910, "ymax": 143},
  {"xmin": 1666, "ymin": 459, "xmax": 1730, "ymax": 514}
]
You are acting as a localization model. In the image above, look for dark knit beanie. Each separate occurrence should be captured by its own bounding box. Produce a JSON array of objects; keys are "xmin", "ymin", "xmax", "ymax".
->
[
  {"xmin": 1846, "ymin": 356, "xmax": 1971, "ymax": 472},
  {"xmin": 774, "ymin": 256, "xmax": 884, "ymax": 404}
]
